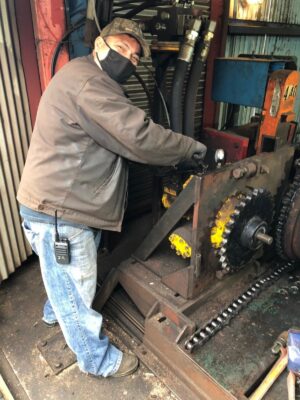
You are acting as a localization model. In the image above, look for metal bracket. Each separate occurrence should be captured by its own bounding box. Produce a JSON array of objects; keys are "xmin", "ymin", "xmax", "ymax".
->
[
  {"xmin": 134, "ymin": 177, "xmax": 196, "ymax": 261},
  {"xmin": 37, "ymin": 332, "xmax": 76, "ymax": 374}
]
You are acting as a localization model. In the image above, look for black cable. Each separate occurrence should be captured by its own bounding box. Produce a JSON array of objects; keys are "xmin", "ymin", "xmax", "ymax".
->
[
  {"xmin": 114, "ymin": 0, "xmax": 170, "ymax": 11},
  {"xmin": 55, "ymin": 211, "xmax": 59, "ymax": 241},
  {"xmin": 133, "ymin": 71, "xmax": 153, "ymax": 112},
  {"xmin": 141, "ymin": 62, "xmax": 171, "ymax": 128},
  {"xmin": 122, "ymin": 0, "xmax": 169, "ymax": 18},
  {"xmin": 51, "ymin": 18, "xmax": 86, "ymax": 77},
  {"xmin": 114, "ymin": 5, "xmax": 144, "ymax": 11},
  {"xmin": 114, "ymin": 0, "xmax": 145, "ymax": 4},
  {"xmin": 152, "ymin": 55, "xmax": 172, "ymax": 125}
]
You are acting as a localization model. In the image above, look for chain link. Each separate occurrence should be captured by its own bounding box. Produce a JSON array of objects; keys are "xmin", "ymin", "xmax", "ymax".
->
[{"xmin": 184, "ymin": 262, "xmax": 295, "ymax": 352}]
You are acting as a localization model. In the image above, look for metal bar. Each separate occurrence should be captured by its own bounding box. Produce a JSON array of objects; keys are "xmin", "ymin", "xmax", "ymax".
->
[
  {"xmin": 30, "ymin": 0, "xmax": 69, "ymax": 91},
  {"xmin": 0, "ymin": 374, "xmax": 14, "ymax": 400},
  {"xmin": 134, "ymin": 177, "xmax": 196, "ymax": 261},
  {"xmin": 14, "ymin": 0, "xmax": 41, "ymax": 126},
  {"xmin": 203, "ymin": 0, "xmax": 227, "ymax": 129},
  {"xmin": 228, "ymin": 19, "xmax": 300, "ymax": 36},
  {"xmin": 190, "ymin": 176, "xmax": 203, "ymax": 278},
  {"xmin": 93, "ymin": 267, "xmax": 120, "ymax": 311}
]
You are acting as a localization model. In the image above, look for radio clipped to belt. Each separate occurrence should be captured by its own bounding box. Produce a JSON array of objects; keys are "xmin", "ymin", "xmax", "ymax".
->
[{"xmin": 54, "ymin": 210, "xmax": 70, "ymax": 265}]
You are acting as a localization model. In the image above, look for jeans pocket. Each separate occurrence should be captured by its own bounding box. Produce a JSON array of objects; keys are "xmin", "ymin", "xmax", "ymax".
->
[
  {"xmin": 58, "ymin": 225, "xmax": 85, "ymax": 242},
  {"xmin": 22, "ymin": 220, "xmax": 39, "ymax": 255}
]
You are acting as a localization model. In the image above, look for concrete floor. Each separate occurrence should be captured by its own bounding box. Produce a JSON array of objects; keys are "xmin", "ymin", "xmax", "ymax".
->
[{"xmin": 0, "ymin": 257, "xmax": 177, "ymax": 400}]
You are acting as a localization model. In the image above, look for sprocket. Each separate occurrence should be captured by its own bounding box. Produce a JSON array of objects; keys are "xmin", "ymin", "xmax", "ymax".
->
[
  {"xmin": 215, "ymin": 188, "xmax": 274, "ymax": 272},
  {"xmin": 275, "ymin": 160, "xmax": 300, "ymax": 260}
]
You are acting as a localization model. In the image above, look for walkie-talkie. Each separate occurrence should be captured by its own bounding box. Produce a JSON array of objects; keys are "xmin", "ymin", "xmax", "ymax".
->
[{"xmin": 54, "ymin": 211, "xmax": 70, "ymax": 264}]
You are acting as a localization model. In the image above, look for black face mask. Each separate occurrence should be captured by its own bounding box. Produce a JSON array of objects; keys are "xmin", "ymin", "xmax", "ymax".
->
[{"xmin": 97, "ymin": 41, "xmax": 136, "ymax": 84}]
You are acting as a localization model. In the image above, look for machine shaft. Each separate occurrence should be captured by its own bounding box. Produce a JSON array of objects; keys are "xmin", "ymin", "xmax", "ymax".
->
[{"xmin": 255, "ymin": 232, "xmax": 273, "ymax": 245}]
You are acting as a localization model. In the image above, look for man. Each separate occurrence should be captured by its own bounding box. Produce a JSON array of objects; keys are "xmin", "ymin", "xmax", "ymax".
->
[{"xmin": 17, "ymin": 18, "xmax": 206, "ymax": 378}]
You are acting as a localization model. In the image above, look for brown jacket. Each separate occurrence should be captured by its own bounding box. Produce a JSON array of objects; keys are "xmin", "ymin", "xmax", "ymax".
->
[{"xmin": 17, "ymin": 55, "xmax": 199, "ymax": 231}]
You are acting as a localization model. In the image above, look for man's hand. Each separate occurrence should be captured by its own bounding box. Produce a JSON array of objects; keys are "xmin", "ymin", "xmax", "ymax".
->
[
  {"xmin": 177, "ymin": 141, "xmax": 207, "ymax": 171},
  {"xmin": 175, "ymin": 141, "xmax": 207, "ymax": 171},
  {"xmin": 192, "ymin": 141, "xmax": 207, "ymax": 161}
]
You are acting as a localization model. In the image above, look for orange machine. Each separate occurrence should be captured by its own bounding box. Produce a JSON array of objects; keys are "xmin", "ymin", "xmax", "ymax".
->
[{"xmin": 256, "ymin": 69, "xmax": 299, "ymax": 153}]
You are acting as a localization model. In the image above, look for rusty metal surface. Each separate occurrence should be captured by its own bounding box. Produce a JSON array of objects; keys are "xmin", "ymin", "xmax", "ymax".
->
[
  {"xmin": 134, "ymin": 146, "xmax": 294, "ymax": 300},
  {"xmin": 284, "ymin": 189, "xmax": 300, "ymax": 259},
  {"xmin": 202, "ymin": 127, "xmax": 249, "ymax": 162},
  {"xmin": 192, "ymin": 270, "xmax": 300, "ymax": 399},
  {"xmin": 113, "ymin": 257, "xmax": 300, "ymax": 399},
  {"xmin": 15, "ymin": 0, "xmax": 41, "ymax": 126},
  {"xmin": 30, "ymin": 0, "xmax": 69, "ymax": 90},
  {"xmin": 134, "ymin": 178, "xmax": 196, "ymax": 261},
  {"xmin": 119, "ymin": 258, "xmax": 187, "ymax": 317},
  {"xmin": 144, "ymin": 314, "xmax": 237, "ymax": 400},
  {"xmin": 189, "ymin": 145, "xmax": 294, "ymax": 297},
  {"xmin": 37, "ymin": 332, "xmax": 76, "ymax": 375}
]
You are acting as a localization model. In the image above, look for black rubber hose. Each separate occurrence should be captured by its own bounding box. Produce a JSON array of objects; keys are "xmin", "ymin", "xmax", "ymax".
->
[
  {"xmin": 183, "ymin": 42, "xmax": 205, "ymax": 137},
  {"xmin": 152, "ymin": 55, "xmax": 172, "ymax": 124},
  {"xmin": 51, "ymin": 18, "xmax": 85, "ymax": 77},
  {"xmin": 170, "ymin": 59, "xmax": 188, "ymax": 133},
  {"xmin": 133, "ymin": 71, "xmax": 153, "ymax": 112},
  {"xmin": 122, "ymin": 0, "xmax": 169, "ymax": 18}
]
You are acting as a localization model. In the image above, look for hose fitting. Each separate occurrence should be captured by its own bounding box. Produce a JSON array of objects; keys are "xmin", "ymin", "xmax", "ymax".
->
[
  {"xmin": 200, "ymin": 20, "xmax": 216, "ymax": 62},
  {"xmin": 178, "ymin": 18, "xmax": 202, "ymax": 63}
]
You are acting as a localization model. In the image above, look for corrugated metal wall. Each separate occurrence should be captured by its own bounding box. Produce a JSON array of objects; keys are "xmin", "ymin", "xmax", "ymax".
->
[
  {"xmin": 0, "ymin": 0, "xmax": 32, "ymax": 281},
  {"xmin": 222, "ymin": 0, "xmax": 300, "ymax": 127}
]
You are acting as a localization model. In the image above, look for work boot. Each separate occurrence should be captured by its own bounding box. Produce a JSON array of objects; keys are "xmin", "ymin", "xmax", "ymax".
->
[
  {"xmin": 110, "ymin": 353, "xmax": 139, "ymax": 378},
  {"xmin": 42, "ymin": 317, "xmax": 59, "ymax": 328}
]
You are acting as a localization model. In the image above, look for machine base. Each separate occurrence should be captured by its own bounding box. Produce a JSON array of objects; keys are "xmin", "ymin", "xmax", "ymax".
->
[{"xmin": 103, "ymin": 253, "xmax": 300, "ymax": 400}]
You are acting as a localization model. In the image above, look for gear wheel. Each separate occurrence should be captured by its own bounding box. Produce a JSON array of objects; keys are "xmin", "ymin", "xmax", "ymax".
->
[
  {"xmin": 275, "ymin": 160, "xmax": 300, "ymax": 260},
  {"xmin": 215, "ymin": 188, "xmax": 274, "ymax": 272}
]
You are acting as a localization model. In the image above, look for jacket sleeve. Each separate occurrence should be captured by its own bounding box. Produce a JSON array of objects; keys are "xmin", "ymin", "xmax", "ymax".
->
[{"xmin": 76, "ymin": 75, "xmax": 198, "ymax": 166}]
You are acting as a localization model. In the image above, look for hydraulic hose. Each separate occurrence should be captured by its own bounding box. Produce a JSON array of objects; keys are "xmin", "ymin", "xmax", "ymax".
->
[
  {"xmin": 183, "ymin": 20, "xmax": 216, "ymax": 137},
  {"xmin": 121, "ymin": 1, "xmax": 169, "ymax": 19},
  {"xmin": 182, "ymin": 42, "xmax": 204, "ymax": 137},
  {"xmin": 170, "ymin": 60, "xmax": 189, "ymax": 132},
  {"xmin": 170, "ymin": 18, "xmax": 202, "ymax": 133}
]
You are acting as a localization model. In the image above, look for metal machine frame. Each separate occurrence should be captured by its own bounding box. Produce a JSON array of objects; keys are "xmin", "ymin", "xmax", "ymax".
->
[{"xmin": 98, "ymin": 145, "xmax": 297, "ymax": 400}]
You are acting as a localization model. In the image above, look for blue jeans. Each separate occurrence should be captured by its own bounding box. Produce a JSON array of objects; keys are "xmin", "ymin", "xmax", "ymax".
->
[{"xmin": 21, "ymin": 219, "xmax": 122, "ymax": 377}]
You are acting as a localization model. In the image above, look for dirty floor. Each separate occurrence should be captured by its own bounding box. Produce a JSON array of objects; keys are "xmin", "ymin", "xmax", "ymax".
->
[{"xmin": 0, "ymin": 257, "xmax": 178, "ymax": 400}]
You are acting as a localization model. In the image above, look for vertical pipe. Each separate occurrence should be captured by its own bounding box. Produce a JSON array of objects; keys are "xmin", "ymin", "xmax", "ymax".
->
[{"xmin": 30, "ymin": 0, "xmax": 69, "ymax": 91}]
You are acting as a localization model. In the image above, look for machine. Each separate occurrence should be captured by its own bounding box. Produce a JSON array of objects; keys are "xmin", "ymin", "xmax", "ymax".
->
[
  {"xmin": 49, "ymin": 1, "xmax": 300, "ymax": 398},
  {"xmin": 93, "ymin": 6, "xmax": 300, "ymax": 400}
]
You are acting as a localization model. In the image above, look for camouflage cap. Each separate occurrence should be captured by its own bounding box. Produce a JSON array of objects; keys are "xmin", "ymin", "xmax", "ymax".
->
[{"xmin": 100, "ymin": 18, "xmax": 150, "ymax": 58}]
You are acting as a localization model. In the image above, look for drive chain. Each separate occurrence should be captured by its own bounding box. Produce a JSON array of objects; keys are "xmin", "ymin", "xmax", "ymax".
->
[{"xmin": 184, "ymin": 262, "xmax": 295, "ymax": 353}]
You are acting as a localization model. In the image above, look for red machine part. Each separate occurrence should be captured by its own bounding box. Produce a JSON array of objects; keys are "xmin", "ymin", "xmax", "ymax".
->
[
  {"xmin": 30, "ymin": 0, "xmax": 69, "ymax": 91},
  {"xmin": 202, "ymin": 127, "xmax": 249, "ymax": 162},
  {"xmin": 15, "ymin": 0, "xmax": 42, "ymax": 126}
]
